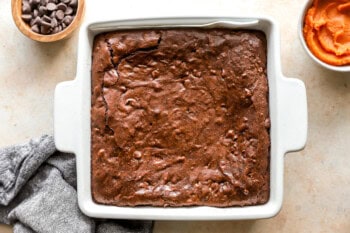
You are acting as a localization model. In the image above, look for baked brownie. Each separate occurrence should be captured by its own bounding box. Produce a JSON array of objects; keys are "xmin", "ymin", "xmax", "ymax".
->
[{"xmin": 91, "ymin": 29, "xmax": 270, "ymax": 207}]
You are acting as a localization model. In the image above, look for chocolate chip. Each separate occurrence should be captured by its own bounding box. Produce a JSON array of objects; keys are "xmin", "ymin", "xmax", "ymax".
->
[
  {"xmin": 33, "ymin": 9, "xmax": 38, "ymax": 17},
  {"xmin": 52, "ymin": 26, "xmax": 59, "ymax": 33},
  {"xmin": 133, "ymin": 151, "xmax": 142, "ymax": 159},
  {"xmin": 264, "ymin": 118, "xmax": 270, "ymax": 128},
  {"xmin": 65, "ymin": 6, "xmax": 73, "ymax": 15},
  {"xmin": 22, "ymin": 2, "xmax": 31, "ymax": 14},
  {"xmin": 31, "ymin": 16, "xmax": 41, "ymax": 26},
  {"xmin": 31, "ymin": 24, "xmax": 40, "ymax": 33},
  {"xmin": 42, "ymin": 15, "xmax": 51, "ymax": 23},
  {"xmin": 29, "ymin": 0, "xmax": 38, "ymax": 8},
  {"xmin": 40, "ymin": 25, "xmax": 50, "ymax": 34},
  {"xmin": 62, "ymin": 15, "xmax": 72, "ymax": 25},
  {"xmin": 46, "ymin": 2, "xmax": 57, "ymax": 11},
  {"xmin": 69, "ymin": 0, "xmax": 77, "ymax": 7},
  {"xmin": 51, "ymin": 17, "xmax": 58, "ymax": 27},
  {"xmin": 57, "ymin": 3, "xmax": 67, "ymax": 11},
  {"xmin": 50, "ymin": 10, "xmax": 56, "ymax": 18},
  {"xmin": 55, "ymin": 10, "xmax": 64, "ymax": 20},
  {"xmin": 41, "ymin": 20, "xmax": 51, "ymax": 27},
  {"xmin": 21, "ymin": 14, "xmax": 32, "ymax": 22},
  {"xmin": 38, "ymin": 6, "xmax": 47, "ymax": 15}
]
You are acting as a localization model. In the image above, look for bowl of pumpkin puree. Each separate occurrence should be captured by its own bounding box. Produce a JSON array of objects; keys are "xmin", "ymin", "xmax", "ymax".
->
[{"xmin": 299, "ymin": 0, "xmax": 350, "ymax": 72}]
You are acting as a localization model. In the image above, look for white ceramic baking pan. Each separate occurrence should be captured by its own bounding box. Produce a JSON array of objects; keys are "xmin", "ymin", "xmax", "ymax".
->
[{"xmin": 54, "ymin": 17, "xmax": 308, "ymax": 220}]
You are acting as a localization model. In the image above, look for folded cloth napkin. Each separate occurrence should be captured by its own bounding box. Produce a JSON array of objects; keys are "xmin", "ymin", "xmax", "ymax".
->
[{"xmin": 0, "ymin": 135, "xmax": 153, "ymax": 233}]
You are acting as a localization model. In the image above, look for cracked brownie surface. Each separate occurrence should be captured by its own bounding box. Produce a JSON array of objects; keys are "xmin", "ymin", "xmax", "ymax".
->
[{"xmin": 91, "ymin": 29, "xmax": 270, "ymax": 207}]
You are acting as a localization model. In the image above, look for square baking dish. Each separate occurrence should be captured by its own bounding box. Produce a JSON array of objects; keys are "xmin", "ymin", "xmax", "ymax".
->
[{"xmin": 54, "ymin": 17, "xmax": 307, "ymax": 220}]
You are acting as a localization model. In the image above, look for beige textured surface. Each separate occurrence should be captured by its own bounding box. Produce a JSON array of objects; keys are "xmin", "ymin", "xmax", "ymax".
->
[{"xmin": 1, "ymin": 0, "xmax": 350, "ymax": 232}]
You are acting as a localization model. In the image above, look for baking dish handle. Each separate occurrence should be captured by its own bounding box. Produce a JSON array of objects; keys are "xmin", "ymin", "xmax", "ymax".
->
[
  {"xmin": 279, "ymin": 77, "xmax": 308, "ymax": 153},
  {"xmin": 54, "ymin": 80, "xmax": 79, "ymax": 153}
]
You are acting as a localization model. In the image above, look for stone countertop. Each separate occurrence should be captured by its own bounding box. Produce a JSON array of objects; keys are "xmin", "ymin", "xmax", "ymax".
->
[{"xmin": 1, "ymin": 0, "xmax": 350, "ymax": 232}]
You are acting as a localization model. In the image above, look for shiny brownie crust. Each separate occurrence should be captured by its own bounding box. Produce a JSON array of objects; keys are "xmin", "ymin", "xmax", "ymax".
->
[{"xmin": 91, "ymin": 29, "xmax": 270, "ymax": 207}]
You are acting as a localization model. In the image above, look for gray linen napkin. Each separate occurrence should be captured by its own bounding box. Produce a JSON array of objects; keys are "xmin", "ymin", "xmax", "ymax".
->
[{"xmin": 0, "ymin": 135, "xmax": 153, "ymax": 233}]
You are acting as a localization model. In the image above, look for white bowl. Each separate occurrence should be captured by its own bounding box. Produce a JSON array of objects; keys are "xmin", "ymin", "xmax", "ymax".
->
[
  {"xmin": 298, "ymin": 0, "xmax": 350, "ymax": 72},
  {"xmin": 54, "ymin": 16, "xmax": 308, "ymax": 220}
]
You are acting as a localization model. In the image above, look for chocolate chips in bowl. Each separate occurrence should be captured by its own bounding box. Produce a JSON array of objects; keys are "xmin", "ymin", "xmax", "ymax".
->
[
  {"xmin": 11, "ymin": 0, "xmax": 85, "ymax": 42},
  {"xmin": 21, "ymin": 0, "xmax": 77, "ymax": 35}
]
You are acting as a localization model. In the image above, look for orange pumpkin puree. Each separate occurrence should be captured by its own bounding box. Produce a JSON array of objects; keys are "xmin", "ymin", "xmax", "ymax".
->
[{"xmin": 303, "ymin": 0, "xmax": 350, "ymax": 66}]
